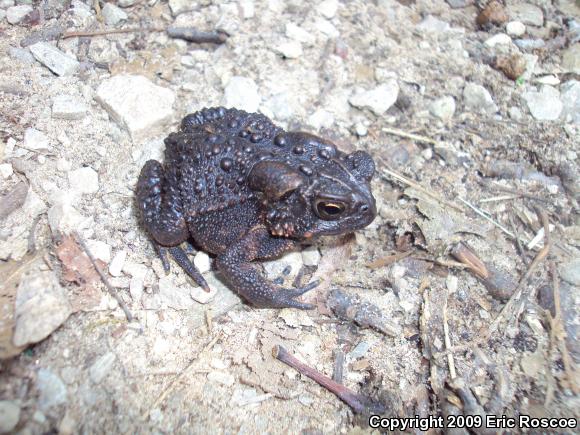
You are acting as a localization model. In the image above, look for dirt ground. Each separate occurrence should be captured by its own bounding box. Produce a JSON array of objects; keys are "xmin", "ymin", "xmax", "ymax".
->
[{"xmin": 0, "ymin": 0, "xmax": 579, "ymax": 433}]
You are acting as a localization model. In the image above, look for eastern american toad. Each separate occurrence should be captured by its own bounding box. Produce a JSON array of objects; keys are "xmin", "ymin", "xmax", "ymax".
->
[{"xmin": 137, "ymin": 107, "xmax": 376, "ymax": 309}]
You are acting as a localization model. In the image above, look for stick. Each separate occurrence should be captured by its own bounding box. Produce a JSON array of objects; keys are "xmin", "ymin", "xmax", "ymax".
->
[
  {"xmin": 443, "ymin": 294, "xmax": 457, "ymax": 379},
  {"xmin": 272, "ymin": 345, "xmax": 385, "ymax": 414},
  {"xmin": 74, "ymin": 231, "xmax": 134, "ymax": 322},
  {"xmin": 381, "ymin": 127, "xmax": 439, "ymax": 145}
]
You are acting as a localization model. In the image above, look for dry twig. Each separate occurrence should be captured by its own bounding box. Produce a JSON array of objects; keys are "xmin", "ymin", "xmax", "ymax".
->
[{"xmin": 381, "ymin": 126, "xmax": 440, "ymax": 145}]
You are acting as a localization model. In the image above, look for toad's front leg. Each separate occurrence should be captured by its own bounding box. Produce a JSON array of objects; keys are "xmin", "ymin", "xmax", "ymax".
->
[{"xmin": 216, "ymin": 226, "xmax": 319, "ymax": 309}]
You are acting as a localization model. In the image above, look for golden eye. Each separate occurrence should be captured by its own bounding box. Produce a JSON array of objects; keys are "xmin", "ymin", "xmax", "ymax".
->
[{"xmin": 316, "ymin": 201, "xmax": 346, "ymax": 219}]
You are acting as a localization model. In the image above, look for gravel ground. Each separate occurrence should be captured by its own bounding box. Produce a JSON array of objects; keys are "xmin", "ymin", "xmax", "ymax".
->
[{"xmin": 0, "ymin": 0, "xmax": 579, "ymax": 433}]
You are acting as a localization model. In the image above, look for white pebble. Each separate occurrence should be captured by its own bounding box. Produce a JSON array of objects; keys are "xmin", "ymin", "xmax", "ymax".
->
[
  {"xmin": 109, "ymin": 250, "xmax": 127, "ymax": 277},
  {"xmin": 506, "ymin": 21, "xmax": 526, "ymax": 37}
]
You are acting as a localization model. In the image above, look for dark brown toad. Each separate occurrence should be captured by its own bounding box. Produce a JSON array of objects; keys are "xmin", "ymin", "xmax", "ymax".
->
[{"xmin": 137, "ymin": 107, "xmax": 376, "ymax": 309}]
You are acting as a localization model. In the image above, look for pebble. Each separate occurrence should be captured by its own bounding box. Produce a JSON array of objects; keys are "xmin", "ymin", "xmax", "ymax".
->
[
  {"xmin": 109, "ymin": 250, "xmax": 127, "ymax": 277},
  {"xmin": 223, "ymin": 76, "xmax": 260, "ymax": 113},
  {"xmin": 561, "ymin": 44, "xmax": 580, "ymax": 74},
  {"xmin": 522, "ymin": 85, "xmax": 563, "ymax": 121},
  {"xmin": 514, "ymin": 38, "xmax": 545, "ymax": 51},
  {"xmin": 520, "ymin": 352, "xmax": 543, "ymax": 377},
  {"xmin": 8, "ymin": 47, "xmax": 35, "ymax": 64},
  {"xmin": 308, "ymin": 108, "xmax": 334, "ymax": 130},
  {"xmin": 239, "ymin": 0, "xmax": 255, "ymax": 19},
  {"xmin": 507, "ymin": 3, "xmax": 543, "ymax": 27},
  {"xmin": 353, "ymin": 122, "xmax": 368, "ymax": 137},
  {"xmin": 68, "ymin": 167, "xmax": 99, "ymax": 194},
  {"xmin": 6, "ymin": 4, "xmax": 32, "ymax": 24},
  {"xmin": 508, "ymin": 106, "xmax": 523, "ymax": 121},
  {"xmin": 129, "ymin": 274, "xmax": 145, "ymax": 302},
  {"xmin": 52, "ymin": 94, "xmax": 87, "ymax": 120},
  {"xmin": 58, "ymin": 412, "xmax": 76, "ymax": 435},
  {"xmin": 484, "ymin": 33, "xmax": 512, "ymax": 47},
  {"xmin": 349, "ymin": 341, "xmax": 372, "ymax": 359},
  {"xmin": 13, "ymin": 269, "xmax": 72, "ymax": 347},
  {"xmin": 315, "ymin": 17, "xmax": 339, "ymax": 37},
  {"xmin": 417, "ymin": 15, "xmax": 451, "ymax": 33},
  {"xmin": 275, "ymin": 40, "xmax": 303, "ymax": 59},
  {"xmin": 429, "ymin": 96, "xmax": 456, "ymax": 121},
  {"xmin": 23, "ymin": 127, "xmax": 50, "ymax": 150},
  {"xmin": 29, "ymin": 42, "xmax": 80, "ymax": 76},
  {"xmin": 0, "ymin": 163, "xmax": 14, "ymax": 179},
  {"xmin": 506, "ymin": 21, "xmax": 526, "ymax": 37},
  {"xmin": 37, "ymin": 368, "xmax": 67, "ymax": 411},
  {"xmin": 168, "ymin": 0, "xmax": 191, "ymax": 15},
  {"xmin": 301, "ymin": 246, "xmax": 321, "ymax": 266},
  {"xmin": 263, "ymin": 93, "xmax": 294, "ymax": 120},
  {"xmin": 207, "ymin": 370, "xmax": 235, "ymax": 387},
  {"xmin": 47, "ymin": 202, "xmax": 88, "ymax": 234},
  {"xmin": 95, "ymin": 75, "xmax": 175, "ymax": 141},
  {"xmin": 494, "ymin": 54, "xmax": 526, "ymax": 80},
  {"xmin": 476, "ymin": 1, "xmax": 508, "ymax": 26},
  {"xmin": 190, "ymin": 281, "xmax": 218, "ymax": 304},
  {"xmin": 118, "ymin": 0, "xmax": 137, "ymax": 6},
  {"xmin": 535, "ymin": 75, "xmax": 560, "ymax": 86},
  {"xmin": 285, "ymin": 22, "xmax": 315, "ymax": 45},
  {"xmin": 0, "ymin": 401, "xmax": 20, "ymax": 433},
  {"xmin": 89, "ymin": 352, "xmax": 116, "ymax": 383},
  {"xmin": 0, "ymin": 0, "xmax": 14, "ymax": 7},
  {"xmin": 158, "ymin": 276, "xmax": 195, "ymax": 309},
  {"xmin": 263, "ymin": 251, "xmax": 303, "ymax": 283},
  {"xmin": 316, "ymin": 0, "xmax": 338, "ymax": 19},
  {"xmin": 560, "ymin": 80, "xmax": 580, "ymax": 124},
  {"xmin": 560, "ymin": 259, "xmax": 580, "ymax": 285},
  {"xmin": 101, "ymin": 3, "xmax": 127, "ymax": 26},
  {"xmin": 193, "ymin": 251, "xmax": 211, "ymax": 274},
  {"xmin": 445, "ymin": 0, "xmax": 472, "ymax": 8},
  {"xmin": 349, "ymin": 80, "xmax": 399, "ymax": 116},
  {"xmin": 86, "ymin": 240, "xmax": 111, "ymax": 263},
  {"xmin": 463, "ymin": 83, "xmax": 498, "ymax": 114}
]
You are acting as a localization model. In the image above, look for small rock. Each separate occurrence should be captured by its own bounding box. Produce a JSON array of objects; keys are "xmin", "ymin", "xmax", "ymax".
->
[
  {"xmin": 463, "ymin": 83, "xmax": 498, "ymax": 114},
  {"xmin": 29, "ymin": 42, "xmax": 80, "ymax": 76},
  {"xmin": 349, "ymin": 341, "xmax": 372, "ymax": 359},
  {"xmin": 494, "ymin": 54, "xmax": 526, "ymax": 80},
  {"xmin": 0, "ymin": 163, "xmax": 14, "ymax": 179},
  {"xmin": 190, "ymin": 281, "xmax": 218, "ymax": 304},
  {"xmin": 129, "ymin": 275, "xmax": 145, "ymax": 302},
  {"xmin": 508, "ymin": 106, "xmax": 523, "ymax": 120},
  {"xmin": 315, "ymin": 17, "xmax": 339, "ymax": 37},
  {"xmin": 86, "ymin": 240, "xmax": 111, "ymax": 263},
  {"xmin": 535, "ymin": 75, "xmax": 560, "ymax": 86},
  {"xmin": 520, "ymin": 352, "xmax": 544, "ymax": 377},
  {"xmin": 429, "ymin": 96, "xmax": 456, "ymax": 120},
  {"xmin": 168, "ymin": 0, "xmax": 192, "ymax": 15},
  {"xmin": 207, "ymin": 371, "xmax": 235, "ymax": 386},
  {"xmin": 506, "ymin": 21, "xmax": 526, "ymax": 37},
  {"xmin": 263, "ymin": 93, "xmax": 294, "ymax": 120},
  {"xmin": 8, "ymin": 47, "xmax": 36, "ymax": 64},
  {"xmin": 522, "ymin": 86, "xmax": 563, "ymax": 121},
  {"xmin": 89, "ymin": 352, "xmax": 116, "ymax": 383},
  {"xmin": 47, "ymin": 203, "xmax": 88, "ymax": 234},
  {"xmin": 561, "ymin": 44, "xmax": 580, "ymax": 74},
  {"xmin": 239, "ymin": 0, "xmax": 254, "ymax": 19},
  {"xmin": 118, "ymin": 0, "xmax": 137, "ymax": 6},
  {"xmin": 0, "ymin": 401, "xmax": 20, "ymax": 433},
  {"xmin": 68, "ymin": 167, "xmax": 99, "ymax": 194},
  {"xmin": 349, "ymin": 80, "xmax": 399, "ymax": 116},
  {"xmin": 37, "ymin": 368, "xmax": 67, "ymax": 411},
  {"xmin": 223, "ymin": 76, "xmax": 260, "ymax": 113},
  {"xmin": 275, "ymin": 40, "xmax": 303, "ymax": 59},
  {"xmin": 301, "ymin": 246, "xmax": 321, "ymax": 266},
  {"xmin": 317, "ymin": 0, "xmax": 338, "ymax": 19},
  {"xmin": 158, "ymin": 276, "xmax": 194, "ymax": 309},
  {"xmin": 52, "ymin": 95, "xmax": 87, "ymax": 120},
  {"xmin": 285, "ymin": 22, "xmax": 315, "ymax": 45},
  {"xmin": 13, "ymin": 269, "xmax": 72, "ymax": 347},
  {"xmin": 476, "ymin": 1, "xmax": 508, "ymax": 27},
  {"xmin": 6, "ymin": 4, "xmax": 32, "ymax": 24},
  {"xmin": 484, "ymin": 33, "xmax": 512, "ymax": 47},
  {"xmin": 263, "ymin": 251, "xmax": 303, "ymax": 283},
  {"xmin": 0, "ymin": 0, "xmax": 14, "ymax": 7},
  {"xmin": 560, "ymin": 259, "xmax": 580, "ymax": 285},
  {"xmin": 514, "ymin": 38, "xmax": 545, "ymax": 51},
  {"xmin": 95, "ymin": 75, "xmax": 175, "ymax": 142},
  {"xmin": 58, "ymin": 411, "xmax": 76, "ymax": 435},
  {"xmin": 417, "ymin": 15, "xmax": 450, "ymax": 32},
  {"xmin": 109, "ymin": 250, "xmax": 127, "ymax": 277},
  {"xmin": 308, "ymin": 109, "xmax": 334, "ymax": 130},
  {"xmin": 193, "ymin": 251, "xmax": 211, "ymax": 274},
  {"xmin": 353, "ymin": 122, "xmax": 368, "ymax": 137},
  {"xmin": 23, "ymin": 127, "xmax": 50, "ymax": 151},
  {"xmin": 446, "ymin": 0, "xmax": 472, "ymax": 9},
  {"xmin": 101, "ymin": 3, "xmax": 127, "ymax": 26},
  {"xmin": 560, "ymin": 80, "xmax": 580, "ymax": 124},
  {"xmin": 508, "ymin": 3, "xmax": 543, "ymax": 27}
]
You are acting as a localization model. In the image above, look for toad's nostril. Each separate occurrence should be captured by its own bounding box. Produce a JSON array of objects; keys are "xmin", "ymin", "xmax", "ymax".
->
[{"xmin": 360, "ymin": 204, "xmax": 369, "ymax": 212}]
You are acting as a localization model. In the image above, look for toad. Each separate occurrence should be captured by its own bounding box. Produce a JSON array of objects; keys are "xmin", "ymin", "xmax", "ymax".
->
[{"xmin": 137, "ymin": 107, "xmax": 376, "ymax": 309}]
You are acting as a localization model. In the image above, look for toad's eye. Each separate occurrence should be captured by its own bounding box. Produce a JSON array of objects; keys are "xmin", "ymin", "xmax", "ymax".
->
[{"xmin": 315, "ymin": 200, "xmax": 346, "ymax": 220}]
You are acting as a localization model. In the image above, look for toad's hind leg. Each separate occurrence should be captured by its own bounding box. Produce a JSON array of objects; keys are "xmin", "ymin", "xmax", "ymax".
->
[{"xmin": 137, "ymin": 160, "xmax": 210, "ymax": 292}]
